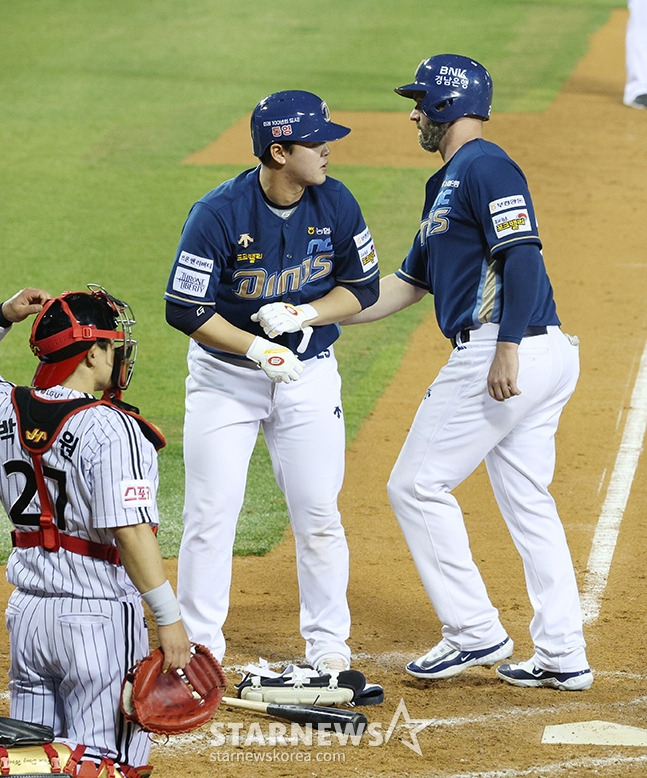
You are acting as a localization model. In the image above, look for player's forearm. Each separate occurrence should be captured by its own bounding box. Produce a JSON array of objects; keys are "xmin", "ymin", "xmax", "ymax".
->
[
  {"xmin": 304, "ymin": 285, "xmax": 362, "ymax": 326},
  {"xmin": 190, "ymin": 311, "xmax": 255, "ymax": 355},
  {"xmin": 112, "ymin": 523, "xmax": 173, "ymax": 596},
  {"xmin": 342, "ymin": 274, "xmax": 426, "ymax": 324}
]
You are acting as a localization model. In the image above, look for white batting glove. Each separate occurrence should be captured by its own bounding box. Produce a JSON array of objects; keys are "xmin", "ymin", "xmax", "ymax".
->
[
  {"xmin": 250, "ymin": 303, "xmax": 316, "ymax": 354},
  {"xmin": 246, "ymin": 336, "xmax": 304, "ymax": 383}
]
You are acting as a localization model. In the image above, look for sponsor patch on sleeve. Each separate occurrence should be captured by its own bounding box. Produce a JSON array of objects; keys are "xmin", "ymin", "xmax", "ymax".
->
[
  {"xmin": 488, "ymin": 195, "xmax": 527, "ymax": 215},
  {"xmin": 358, "ymin": 240, "xmax": 378, "ymax": 271},
  {"xmin": 120, "ymin": 479, "xmax": 153, "ymax": 508},
  {"xmin": 492, "ymin": 209, "xmax": 532, "ymax": 238},
  {"xmin": 178, "ymin": 251, "xmax": 214, "ymax": 273},
  {"xmin": 353, "ymin": 227, "xmax": 372, "ymax": 249},
  {"xmin": 172, "ymin": 266, "xmax": 210, "ymax": 298}
]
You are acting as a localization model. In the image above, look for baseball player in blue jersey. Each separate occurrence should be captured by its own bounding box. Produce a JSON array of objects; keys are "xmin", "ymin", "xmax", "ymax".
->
[
  {"xmin": 0, "ymin": 286, "xmax": 191, "ymax": 776},
  {"xmin": 165, "ymin": 90, "xmax": 379, "ymax": 674},
  {"xmin": 344, "ymin": 55, "xmax": 592, "ymax": 691}
]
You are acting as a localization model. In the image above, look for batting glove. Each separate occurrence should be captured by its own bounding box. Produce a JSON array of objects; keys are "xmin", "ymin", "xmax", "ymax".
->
[
  {"xmin": 246, "ymin": 336, "xmax": 304, "ymax": 383},
  {"xmin": 250, "ymin": 303, "xmax": 316, "ymax": 354}
]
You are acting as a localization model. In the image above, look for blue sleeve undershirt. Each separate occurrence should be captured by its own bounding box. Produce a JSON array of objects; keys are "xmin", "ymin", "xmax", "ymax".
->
[{"xmin": 496, "ymin": 243, "xmax": 542, "ymax": 344}]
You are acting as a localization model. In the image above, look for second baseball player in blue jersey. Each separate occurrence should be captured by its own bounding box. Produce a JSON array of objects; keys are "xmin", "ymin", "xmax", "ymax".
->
[
  {"xmin": 399, "ymin": 139, "xmax": 559, "ymax": 340},
  {"xmin": 344, "ymin": 54, "xmax": 591, "ymax": 692}
]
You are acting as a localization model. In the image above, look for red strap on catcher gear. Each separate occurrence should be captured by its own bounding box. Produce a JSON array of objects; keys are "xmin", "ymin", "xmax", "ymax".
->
[
  {"xmin": 63, "ymin": 744, "xmax": 86, "ymax": 775},
  {"xmin": 0, "ymin": 747, "xmax": 9, "ymax": 776},
  {"xmin": 42, "ymin": 742, "xmax": 63, "ymax": 772},
  {"xmin": 12, "ymin": 527, "xmax": 122, "ymax": 565},
  {"xmin": 11, "ymin": 446, "xmax": 122, "ymax": 566}
]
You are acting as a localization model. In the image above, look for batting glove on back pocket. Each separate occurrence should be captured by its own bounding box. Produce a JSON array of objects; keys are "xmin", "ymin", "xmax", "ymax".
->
[{"xmin": 246, "ymin": 336, "xmax": 304, "ymax": 383}]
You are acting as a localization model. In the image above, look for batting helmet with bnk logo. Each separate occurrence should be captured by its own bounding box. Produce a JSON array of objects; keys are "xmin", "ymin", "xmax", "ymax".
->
[
  {"xmin": 250, "ymin": 90, "xmax": 351, "ymax": 158},
  {"xmin": 395, "ymin": 54, "xmax": 492, "ymax": 123}
]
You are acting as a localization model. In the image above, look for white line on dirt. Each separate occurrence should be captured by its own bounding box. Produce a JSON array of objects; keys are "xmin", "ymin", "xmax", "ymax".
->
[
  {"xmin": 442, "ymin": 753, "xmax": 647, "ymax": 778},
  {"xmin": 580, "ymin": 340, "xmax": 647, "ymax": 625}
]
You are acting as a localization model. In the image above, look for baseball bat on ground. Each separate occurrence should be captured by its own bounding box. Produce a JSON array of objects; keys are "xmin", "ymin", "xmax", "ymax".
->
[{"xmin": 221, "ymin": 696, "xmax": 368, "ymax": 735}]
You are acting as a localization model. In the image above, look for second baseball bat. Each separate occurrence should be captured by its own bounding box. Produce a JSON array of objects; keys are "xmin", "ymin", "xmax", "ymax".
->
[{"xmin": 221, "ymin": 696, "xmax": 368, "ymax": 733}]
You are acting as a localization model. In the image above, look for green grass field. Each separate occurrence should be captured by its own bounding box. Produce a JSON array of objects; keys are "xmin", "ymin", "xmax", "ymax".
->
[{"xmin": 0, "ymin": 0, "xmax": 623, "ymax": 560}]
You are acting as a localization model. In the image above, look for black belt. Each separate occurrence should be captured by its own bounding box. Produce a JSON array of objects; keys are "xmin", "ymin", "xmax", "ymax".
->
[{"xmin": 451, "ymin": 325, "xmax": 547, "ymax": 349}]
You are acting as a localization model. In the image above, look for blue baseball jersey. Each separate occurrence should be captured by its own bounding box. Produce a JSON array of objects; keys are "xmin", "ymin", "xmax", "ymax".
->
[
  {"xmin": 396, "ymin": 138, "xmax": 560, "ymax": 339},
  {"xmin": 165, "ymin": 167, "xmax": 379, "ymax": 360}
]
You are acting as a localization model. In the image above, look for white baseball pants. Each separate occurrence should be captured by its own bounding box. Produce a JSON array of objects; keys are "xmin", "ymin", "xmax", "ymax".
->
[
  {"xmin": 177, "ymin": 341, "xmax": 351, "ymax": 668},
  {"xmin": 387, "ymin": 325, "xmax": 589, "ymax": 672}
]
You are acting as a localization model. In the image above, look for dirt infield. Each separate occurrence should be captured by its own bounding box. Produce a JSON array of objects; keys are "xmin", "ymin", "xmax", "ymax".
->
[{"xmin": 3, "ymin": 8, "xmax": 647, "ymax": 777}]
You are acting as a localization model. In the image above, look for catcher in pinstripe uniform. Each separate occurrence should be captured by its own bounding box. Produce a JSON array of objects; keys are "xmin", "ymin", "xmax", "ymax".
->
[{"xmin": 0, "ymin": 286, "xmax": 191, "ymax": 776}]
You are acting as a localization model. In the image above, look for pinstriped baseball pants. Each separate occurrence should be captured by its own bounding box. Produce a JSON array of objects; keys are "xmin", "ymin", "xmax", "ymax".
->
[{"xmin": 6, "ymin": 589, "xmax": 150, "ymax": 766}]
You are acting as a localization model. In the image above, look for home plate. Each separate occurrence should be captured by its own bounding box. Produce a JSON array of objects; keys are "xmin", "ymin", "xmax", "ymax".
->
[{"xmin": 542, "ymin": 721, "xmax": 647, "ymax": 746}]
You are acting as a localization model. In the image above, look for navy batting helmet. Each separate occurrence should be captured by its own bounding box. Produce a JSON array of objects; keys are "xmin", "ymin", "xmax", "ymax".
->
[
  {"xmin": 395, "ymin": 54, "xmax": 492, "ymax": 123},
  {"xmin": 250, "ymin": 90, "xmax": 351, "ymax": 158},
  {"xmin": 30, "ymin": 284, "xmax": 137, "ymax": 390}
]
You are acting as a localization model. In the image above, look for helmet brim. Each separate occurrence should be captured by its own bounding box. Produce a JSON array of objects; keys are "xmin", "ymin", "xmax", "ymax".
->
[
  {"xmin": 394, "ymin": 83, "xmax": 423, "ymax": 99},
  {"xmin": 311, "ymin": 122, "xmax": 351, "ymax": 143}
]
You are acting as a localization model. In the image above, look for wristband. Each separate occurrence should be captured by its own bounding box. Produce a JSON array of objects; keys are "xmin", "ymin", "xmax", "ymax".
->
[
  {"xmin": 142, "ymin": 580, "xmax": 182, "ymax": 626},
  {"xmin": 0, "ymin": 304, "xmax": 12, "ymax": 329}
]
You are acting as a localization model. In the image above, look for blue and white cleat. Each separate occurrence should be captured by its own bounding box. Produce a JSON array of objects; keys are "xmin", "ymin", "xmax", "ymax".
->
[
  {"xmin": 496, "ymin": 659, "xmax": 593, "ymax": 691},
  {"xmin": 406, "ymin": 637, "xmax": 513, "ymax": 679}
]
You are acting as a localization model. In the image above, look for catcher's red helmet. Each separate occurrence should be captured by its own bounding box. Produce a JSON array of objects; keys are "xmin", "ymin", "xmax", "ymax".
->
[{"xmin": 30, "ymin": 284, "xmax": 137, "ymax": 390}]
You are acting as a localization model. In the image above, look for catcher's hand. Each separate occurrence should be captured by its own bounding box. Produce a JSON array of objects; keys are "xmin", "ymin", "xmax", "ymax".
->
[
  {"xmin": 251, "ymin": 302, "xmax": 316, "ymax": 354},
  {"xmin": 246, "ymin": 336, "xmax": 304, "ymax": 382},
  {"xmin": 120, "ymin": 644, "xmax": 227, "ymax": 734}
]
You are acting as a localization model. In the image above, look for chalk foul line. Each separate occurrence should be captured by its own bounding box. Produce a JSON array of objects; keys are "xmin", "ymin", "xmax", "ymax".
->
[{"xmin": 580, "ymin": 339, "xmax": 647, "ymax": 624}]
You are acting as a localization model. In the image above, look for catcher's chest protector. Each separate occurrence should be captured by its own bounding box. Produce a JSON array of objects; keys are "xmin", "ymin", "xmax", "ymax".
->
[{"xmin": 11, "ymin": 386, "xmax": 165, "ymax": 454}]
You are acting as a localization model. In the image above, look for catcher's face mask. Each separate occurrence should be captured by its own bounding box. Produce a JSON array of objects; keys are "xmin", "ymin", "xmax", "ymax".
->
[
  {"xmin": 30, "ymin": 284, "xmax": 138, "ymax": 391},
  {"xmin": 88, "ymin": 284, "xmax": 138, "ymax": 391}
]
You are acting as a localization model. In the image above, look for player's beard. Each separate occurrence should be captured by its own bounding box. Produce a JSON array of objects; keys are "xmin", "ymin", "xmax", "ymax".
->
[{"xmin": 418, "ymin": 120, "xmax": 450, "ymax": 153}]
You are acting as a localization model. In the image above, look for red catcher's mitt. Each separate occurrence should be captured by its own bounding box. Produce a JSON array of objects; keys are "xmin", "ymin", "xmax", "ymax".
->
[{"xmin": 120, "ymin": 644, "xmax": 227, "ymax": 734}]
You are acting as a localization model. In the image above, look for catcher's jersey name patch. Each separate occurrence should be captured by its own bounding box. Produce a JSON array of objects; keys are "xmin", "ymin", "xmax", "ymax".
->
[{"xmin": 120, "ymin": 479, "xmax": 153, "ymax": 508}]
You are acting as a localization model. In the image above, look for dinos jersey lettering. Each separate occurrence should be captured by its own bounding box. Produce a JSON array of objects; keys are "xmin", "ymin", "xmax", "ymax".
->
[{"xmin": 165, "ymin": 167, "xmax": 378, "ymax": 360}]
